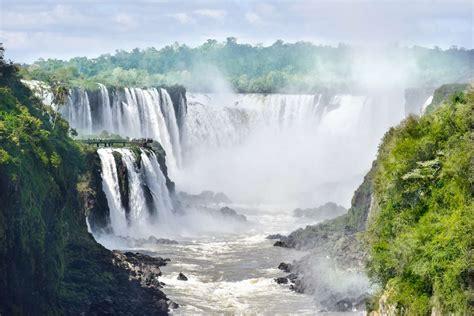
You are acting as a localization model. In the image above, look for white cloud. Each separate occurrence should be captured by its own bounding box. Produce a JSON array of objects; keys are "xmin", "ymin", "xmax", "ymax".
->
[
  {"xmin": 167, "ymin": 13, "xmax": 195, "ymax": 24},
  {"xmin": 245, "ymin": 12, "xmax": 261, "ymax": 24},
  {"xmin": 194, "ymin": 9, "xmax": 227, "ymax": 20},
  {"xmin": 114, "ymin": 14, "xmax": 138, "ymax": 31}
]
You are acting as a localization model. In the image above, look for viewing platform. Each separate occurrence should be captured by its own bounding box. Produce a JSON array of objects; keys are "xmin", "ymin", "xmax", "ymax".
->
[{"xmin": 78, "ymin": 138, "xmax": 154, "ymax": 148}]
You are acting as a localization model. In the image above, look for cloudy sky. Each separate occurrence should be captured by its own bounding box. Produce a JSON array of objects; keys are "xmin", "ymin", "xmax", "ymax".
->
[{"xmin": 1, "ymin": 0, "xmax": 472, "ymax": 63}]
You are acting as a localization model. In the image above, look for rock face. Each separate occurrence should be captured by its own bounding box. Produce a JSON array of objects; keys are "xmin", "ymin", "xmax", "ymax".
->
[
  {"xmin": 112, "ymin": 251, "xmax": 170, "ymax": 289},
  {"xmin": 276, "ymin": 162, "xmax": 376, "ymax": 263},
  {"xmin": 81, "ymin": 150, "xmax": 112, "ymax": 234},
  {"xmin": 293, "ymin": 202, "xmax": 347, "ymax": 221},
  {"xmin": 0, "ymin": 67, "xmax": 176, "ymax": 315},
  {"xmin": 84, "ymin": 144, "xmax": 175, "ymax": 234}
]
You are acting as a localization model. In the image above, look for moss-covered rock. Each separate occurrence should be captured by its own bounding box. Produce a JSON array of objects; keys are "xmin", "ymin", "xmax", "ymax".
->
[{"xmin": 78, "ymin": 148, "xmax": 111, "ymax": 233}]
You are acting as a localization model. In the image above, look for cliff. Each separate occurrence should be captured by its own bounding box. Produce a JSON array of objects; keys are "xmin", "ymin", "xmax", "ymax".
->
[
  {"xmin": 276, "ymin": 84, "xmax": 473, "ymax": 314},
  {"xmin": 0, "ymin": 52, "xmax": 171, "ymax": 315},
  {"xmin": 365, "ymin": 87, "xmax": 473, "ymax": 314}
]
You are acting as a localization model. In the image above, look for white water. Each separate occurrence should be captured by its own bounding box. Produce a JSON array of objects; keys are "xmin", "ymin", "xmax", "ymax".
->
[
  {"xmin": 96, "ymin": 147, "xmax": 174, "ymax": 238},
  {"xmin": 421, "ymin": 95, "xmax": 433, "ymax": 114},
  {"xmin": 84, "ymin": 89, "xmax": 409, "ymax": 314},
  {"xmin": 61, "ymin": 86, "xmax": 182, "ymax": 174},
  {"xmin": 63, "ymin": 88, "xmax": 93, "ymax": 134},
  {"xmin": 177, "ymin": 92, "xmax": 404, "ymax": 208}
]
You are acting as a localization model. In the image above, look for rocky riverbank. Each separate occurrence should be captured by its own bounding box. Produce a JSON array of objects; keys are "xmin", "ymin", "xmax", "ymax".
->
[{"xmin": 271, "ymin": 165, "xmax": 376, "ymax": 312}]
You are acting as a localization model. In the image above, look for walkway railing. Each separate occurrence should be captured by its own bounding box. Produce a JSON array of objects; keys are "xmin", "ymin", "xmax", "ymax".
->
[{"xmin": 78, "ymin": 138, "xmax": 154, "ymax": 148}]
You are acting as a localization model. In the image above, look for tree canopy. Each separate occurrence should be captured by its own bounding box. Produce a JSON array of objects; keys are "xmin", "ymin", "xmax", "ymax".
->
[{"xmin": 20, "ymin": 39, "xmax": 474, "ymax": 93}]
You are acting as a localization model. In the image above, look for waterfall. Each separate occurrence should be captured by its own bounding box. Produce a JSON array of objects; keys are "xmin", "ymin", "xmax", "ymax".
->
[
  {"xmin": 181, "ymin": 93, "xmax": 328, "ymax": 157},
  {"xmin": 177, "ymin": 92, "xmax": 406, "ymax": 207},
  {"xmin": 98, "ymin": 83, "xmax": 114, "ymax": 131},
  {"xmin": 62, "ymin": 88, "xmax": 93, "ymax": 134},
  {"xmin": 97, "ymin": 148, "xmax": 128, "ymax": 236},
  {"xmin": 60, "ymin": 85, "xmax": 183, "ymax": 174},
  {"xmin": 96, "ymin": 147, "xmax": 173, "ymax": 238},
  {"xmin": 160, "ymin": 88, "xmax": 182, "ymax": 167}
]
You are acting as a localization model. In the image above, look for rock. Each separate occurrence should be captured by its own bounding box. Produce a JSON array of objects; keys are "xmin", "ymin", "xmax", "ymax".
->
[
  {"xmin": 177, "ymin": 272, "xmax": 188, "ymax": 281},
  {"xmin": 287, "ymin": 273, "xmax": 298, "ymax": 282},
  {"xmin": 274, "ymin": 277, "xmax": 288, "ymax": 284},
  {"xmin": 273, "ymin": 240, "xmax": 288, "ymax": 247},
  {"xmin": 219, "ymin": 206, "xmax": 247, "ymax": 222},
  {"xmin": 277, "ymin": 262, "xmax": 292, "ymax": 272},
  {"xmin": 168, "ymin": 301, "xmax": 180, "ymax": 309},
  {"xmin": 293, "ymin": 202, "xmax": 347, "ymax": 221},
  {"xmin": 289, "ymin": 280, "xmax": 305, "ymax": 293},
  {"xmin": 108, "ymin": 250, "xmax": 173, "ymax": 314}
]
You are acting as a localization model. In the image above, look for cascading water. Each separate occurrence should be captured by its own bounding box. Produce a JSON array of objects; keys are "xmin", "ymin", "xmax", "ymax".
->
[
  {"xmin": 78, "ymin": 88, "xmax": 411, "ymax": 313},
  {"xmin": 60, "ymin": 86, "xmax": 183, "ymax": 174},
  {"xmin": 159, "ymin": 88, "xmax": 182, "ymax": 167},
  {"xmin": 62, "ymin": 88, "xmax": 93, "ymax": 134},
  {"xmin": 177, "ymin": 92, "xmax": 405, "ymax": 207},
  {"xmin": 96, "ymin": 147, "xmax": 174, "ymax": 238}
]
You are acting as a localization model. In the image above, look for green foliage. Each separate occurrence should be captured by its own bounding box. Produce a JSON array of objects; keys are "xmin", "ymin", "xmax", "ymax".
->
[
  {"xmin": 20, "ymin": 40, "xmax": 473, "ymax": 93},
  {"xmin": 0, "ymin": 46, "xmax": 83, "ymax": 314},
  {"xmin": 426, "ymin": 83, "xmax": 469, "ymax": 112},
  {"xmin": 365, "ymin": 90, "xmax": 473, "ymax": 314}
]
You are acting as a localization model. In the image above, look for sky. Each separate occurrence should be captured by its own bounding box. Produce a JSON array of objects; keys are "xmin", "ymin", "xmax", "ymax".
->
[{"xmin": 1, "ymin": 0, "xmax": 473, "ymax": 63}]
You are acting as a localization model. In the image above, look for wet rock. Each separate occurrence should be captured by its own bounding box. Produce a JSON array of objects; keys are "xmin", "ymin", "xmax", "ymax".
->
[
  {"xmin": 289, "ymin": 280, "xmax": 304, "ymax": 293},
  {"xmin": 177, "ymin": 272, "xmax": 188, "ymax": 281},
  {"xmin": 273, "ymin": 240, "xmax": 288, "ymax": 247},
  {"xmin": 168, "ymin": 301, "xmax": 180, "ymax": 309},
  {"xmin": 277, "ymin": 262, "xmax": 292, "ymax": 272},
  {"xmin": 275, "ymin": 277, "xmax": 288, "ymax": 284},
  {"xmin": 266, "ymin": 234, "xmax": 286, "ymax": 240},
  {"xmin": 110, "ymin": 250, "xmax": 175, "ymax": 314},
  {"xmin": 287, "ymin": 273, "xmax": 298, "ymax": 282},
  {"xmin": 113, "ymin": 251, "xmax": 165, "ymax": 283}
]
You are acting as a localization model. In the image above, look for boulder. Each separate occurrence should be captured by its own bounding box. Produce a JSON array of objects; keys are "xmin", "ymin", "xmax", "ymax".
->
[
  {"xmin": 177, "ymin": 272, "xmax": 188, "ymax": 281},
  {"xmin": 277, "ymin": 262, "xmax": 292, "ymax": 272},
  {"xmin": 274, "ymin": 277, "xmax": 288, "ymax": 284}
]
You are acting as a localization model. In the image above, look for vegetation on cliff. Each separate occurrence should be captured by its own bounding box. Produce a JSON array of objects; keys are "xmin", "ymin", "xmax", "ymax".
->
[
  {"xmin": 0, "ymin": 46, "xmax": 169, "ymax": 315},
  {"xmin": 366, "ymin": 89, "xmax": 473, "ymax": 314},
  {"xmin": 20, "ymin": 39, "xmax": 473, "ymax": 93}
]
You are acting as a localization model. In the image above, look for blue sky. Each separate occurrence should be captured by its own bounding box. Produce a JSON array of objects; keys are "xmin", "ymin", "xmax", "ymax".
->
[{"xmin": 1, "ymin": 0, "xmax": 472, "ymax": 63}]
